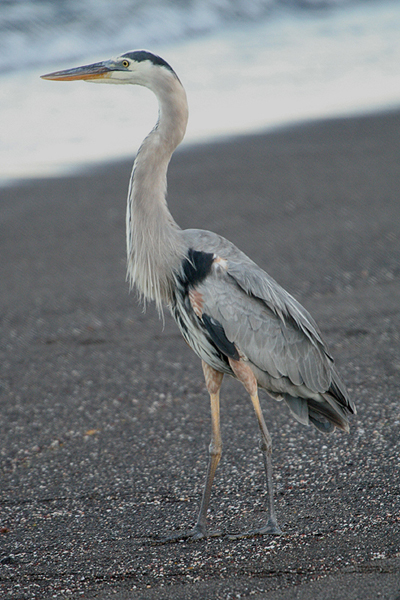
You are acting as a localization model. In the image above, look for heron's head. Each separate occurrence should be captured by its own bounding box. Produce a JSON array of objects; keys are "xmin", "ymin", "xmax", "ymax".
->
[{"xmin": 41, "ymin": 50, "xmax": 178, "ymax": 89}]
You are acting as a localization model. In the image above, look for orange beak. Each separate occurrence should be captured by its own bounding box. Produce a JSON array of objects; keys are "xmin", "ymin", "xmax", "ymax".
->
[{"xmin": 41, "ymin": 60, "xmax": 116, "ymax": 82}]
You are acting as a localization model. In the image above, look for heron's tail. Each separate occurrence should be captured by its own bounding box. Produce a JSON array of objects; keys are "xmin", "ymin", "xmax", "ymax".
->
[{"xmin": 283, "ymin": 370, "xmax": 355, "ymax": 434}]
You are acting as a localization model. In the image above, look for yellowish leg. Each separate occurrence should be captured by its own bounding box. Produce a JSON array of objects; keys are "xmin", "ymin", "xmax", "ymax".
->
[
  {"xmin": 161, "ymin": 361, "xmax": 223, "ymax": 542},
  {"xmin": 229, "ymin": 357, "xmax": 282, "ymax": 536},
  {"xmin": 190, "ymin": 361, "xmax": 224, "ymax": 538}
]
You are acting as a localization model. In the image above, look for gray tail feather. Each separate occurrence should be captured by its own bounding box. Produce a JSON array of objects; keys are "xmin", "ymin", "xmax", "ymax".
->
[
  {"xmin": 329, "ymin": 368, "xmax": 356, "ymax": 415},
  {"xmin": 283, "ymin": 392, "xmax": 351, "ymax": 434},
  {"xmin": 307, "ymin": 397, "xmax": 350, "ymax": 432},
  {"xmin": 309, "ymin": 411, "xmax": 335, "ymax": 433},
  {"xmin": 308, "ymin": 368, "xmax": 355, "ymax": 433}
]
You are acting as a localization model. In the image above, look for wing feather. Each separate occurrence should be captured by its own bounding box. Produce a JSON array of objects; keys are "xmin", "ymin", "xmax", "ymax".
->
[
  {"xmin": 196, "ymin": 269, "xmax": 331, "ymax": 395},
  {"xmin": 181, "ymin": 228, "xmax": 355, "ymax": 418}
]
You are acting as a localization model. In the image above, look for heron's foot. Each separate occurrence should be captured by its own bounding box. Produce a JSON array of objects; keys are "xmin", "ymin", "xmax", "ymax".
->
[
  {"xmin": 228, "ymin": 518, "xmax": 283, "ymax": 540},
  {"xmin": 254, "ymin": 519, "xmax": 283, "ymax": 536},
  {"xmin": 154, "ymin": 524, "xmax": 222, "ymax": 544}
]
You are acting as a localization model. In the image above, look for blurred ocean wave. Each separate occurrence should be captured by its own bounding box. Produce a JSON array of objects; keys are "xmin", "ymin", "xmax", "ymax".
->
[
  {"xmin": 0, "ymin": 0, "xmax": 369, "ymax": 73},
  {"xmin": 0, "ymin": 0, "xmax": 399, "ymax": 182}
]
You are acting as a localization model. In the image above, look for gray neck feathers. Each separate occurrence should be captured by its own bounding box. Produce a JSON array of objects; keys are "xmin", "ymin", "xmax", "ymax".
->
[{"xmin": 126, "ymin": 70, "xmax": 189, "ymax": 311}]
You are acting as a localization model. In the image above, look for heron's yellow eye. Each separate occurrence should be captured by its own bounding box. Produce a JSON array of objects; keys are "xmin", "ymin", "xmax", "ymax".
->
[{"xmin": 122, "ymin": 60, "xmax": 130, "ymax": 68}]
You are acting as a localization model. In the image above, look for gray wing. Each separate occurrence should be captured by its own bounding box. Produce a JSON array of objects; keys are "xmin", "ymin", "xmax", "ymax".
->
[
  {"xmin": 197, "ymin": 259, "xmax": 332, "ymax": 393},
  {"xmin": 182, "ymin": 228, "xmax": 325, "ymax": 342},
  {"xmin": 181, "ymin": 228, "xmax": 355, "ymax": 430}
]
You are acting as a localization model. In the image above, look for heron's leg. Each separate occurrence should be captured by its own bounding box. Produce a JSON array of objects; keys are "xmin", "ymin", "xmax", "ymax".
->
[
  {"xmin": 156, "ymin": 361, "xmax": 223, "ymax": 543},
  {"xmin": 249, "ymin": 390, "xmax": 282, "ymax": 534},
  {"xmin": 190, "ymin": 360, "xmax": 224, "ymax": 539},
  {"xmin": 158, "ymin": 361, "xmax": 224, "ymax": 543},
  {"xmin": 228, "ymin": 358, "xmax": 282, "ymax": 536}
]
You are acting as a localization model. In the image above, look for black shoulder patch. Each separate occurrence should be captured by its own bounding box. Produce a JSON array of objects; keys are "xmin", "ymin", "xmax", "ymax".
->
[
  {"xmin": 180, "ymin": 248, "xmax": 214, "ymax": 290},
  {"xmin": 122, "ymin": 50, "xmax": 175, "ymax": 74},
  {"xmin": 202, "ymin": 314, "xmax": 240, "ymax": 361}
]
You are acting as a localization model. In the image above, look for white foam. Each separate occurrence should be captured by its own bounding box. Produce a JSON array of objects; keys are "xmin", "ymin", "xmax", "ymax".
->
[{"xmin": 1, "ymin": 0, "xmax": 399, "ymax": 183}]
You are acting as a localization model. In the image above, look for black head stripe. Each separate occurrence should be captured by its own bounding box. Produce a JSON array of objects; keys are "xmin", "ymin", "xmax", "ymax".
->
[{"xmin": 121, "ymin": 50, "xmax": 175, "ymax": 74}]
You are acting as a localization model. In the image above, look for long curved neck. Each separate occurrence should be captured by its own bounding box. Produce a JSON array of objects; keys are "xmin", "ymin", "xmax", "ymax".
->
[{"xmin": 126, "ymin": 71, "xmax": 188, "ymax": 310}]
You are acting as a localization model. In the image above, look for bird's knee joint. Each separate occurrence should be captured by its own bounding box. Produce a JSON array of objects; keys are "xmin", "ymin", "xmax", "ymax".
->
[
  {"xmin": 228, "ymin": 358, "xmax": 257, "ymax": 396},
  {"xmin": 259, "ymin": 439, "xmax": 272, "ymax": 454},
  {"xmin": 208, "ymin": 441, "xmax": 222, "ymax": 457}
]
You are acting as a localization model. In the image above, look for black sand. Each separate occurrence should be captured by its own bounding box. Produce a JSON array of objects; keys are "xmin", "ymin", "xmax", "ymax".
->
[{"xmin": 1, "ymin": 110, "xmax": 400, "ymax": 599}]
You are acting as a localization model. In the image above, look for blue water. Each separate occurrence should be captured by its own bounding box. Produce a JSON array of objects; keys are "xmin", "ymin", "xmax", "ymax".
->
[
  {"xmin": 0, "ymin": 0, "xmax": 362, "ymax": 74},
  {"xmin": 1, "ymin": 0, "xmax": 399, "ymax": 183}
]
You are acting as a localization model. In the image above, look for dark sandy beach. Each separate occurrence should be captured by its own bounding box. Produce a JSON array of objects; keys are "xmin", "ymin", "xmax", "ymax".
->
[{"xmin": 1, "ymin": 110, "xmax": 400, "ymax": 599}]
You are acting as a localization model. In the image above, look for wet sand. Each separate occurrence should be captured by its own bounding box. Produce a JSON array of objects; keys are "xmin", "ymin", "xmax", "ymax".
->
[{"xmin": 1, "ymin": 110, "xmax": 400, "ymax": 599}]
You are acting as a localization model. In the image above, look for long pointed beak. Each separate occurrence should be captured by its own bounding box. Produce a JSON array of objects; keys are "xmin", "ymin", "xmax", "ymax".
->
[{"xmin": 41, "ymin": 60, "xmax": 116, "ymax": 82}]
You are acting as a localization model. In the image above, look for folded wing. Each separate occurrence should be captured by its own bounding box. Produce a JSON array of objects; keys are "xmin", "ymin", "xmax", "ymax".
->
[{"xmin": 182, "ymin": 229, "xmax": 355, "ymax": 432}]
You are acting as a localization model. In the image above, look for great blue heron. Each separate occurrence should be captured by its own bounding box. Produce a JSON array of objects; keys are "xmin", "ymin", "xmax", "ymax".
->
[{"xmin": 42, "ymin": 51, "xmax": 356, "ymax": 540}]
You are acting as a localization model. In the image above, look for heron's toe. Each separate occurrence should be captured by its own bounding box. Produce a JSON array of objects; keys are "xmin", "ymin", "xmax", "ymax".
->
[
  {"xmin": 153, "ymin": 524, "xmax": 210, "ymax": 543},
  {"xmin": 228, "ymin": 518, "xmax": 283, "ymax": 540},
  {"xmin": 255, "ymin": 519, "xmax": 283, "ymax": 535}
]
